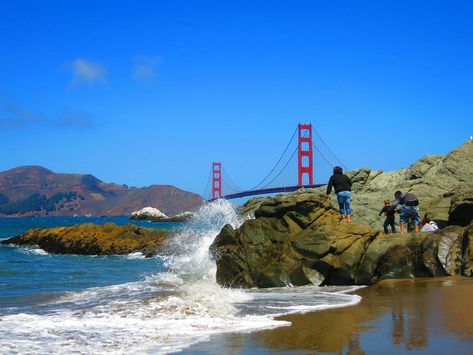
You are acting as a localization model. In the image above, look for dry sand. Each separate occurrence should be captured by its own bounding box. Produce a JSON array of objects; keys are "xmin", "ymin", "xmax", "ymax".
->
[{"xmin": 187, "ymin": 277, "xmax": 473, "ymax": 354}]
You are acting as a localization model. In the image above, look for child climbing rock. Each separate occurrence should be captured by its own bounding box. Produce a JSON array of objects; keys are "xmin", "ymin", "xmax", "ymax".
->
[{"xmin": 379, "ymin": 199, "xmax": 396, "ymax": 234}]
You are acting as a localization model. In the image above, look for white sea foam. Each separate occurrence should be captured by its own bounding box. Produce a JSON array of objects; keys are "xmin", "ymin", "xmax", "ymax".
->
[
  {"xmin": 16, "ymin": 245, "xmax": 49, "ymax": 256},
  {"xmin": 125, "ymin": 251, "xmax": 145, "ymax": 259},
  {"xmin": 0, "ymin": 199, "xmax": 362, "ymax": 354}
]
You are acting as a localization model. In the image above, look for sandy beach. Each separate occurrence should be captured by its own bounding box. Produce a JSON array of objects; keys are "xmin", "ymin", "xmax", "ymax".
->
[{"xmin": 187, "ymin": 277, "xmax": 473, "ymax": 354}]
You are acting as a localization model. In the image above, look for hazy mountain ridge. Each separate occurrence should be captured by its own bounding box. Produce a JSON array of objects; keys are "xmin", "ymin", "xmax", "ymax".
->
[{"xmin": 0, "ymin": 166, "xmax": 203, "ymax": 217}]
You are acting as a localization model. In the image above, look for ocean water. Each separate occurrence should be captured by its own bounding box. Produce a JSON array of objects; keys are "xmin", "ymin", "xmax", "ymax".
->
[{"xmin": 0, "ymin": 201, "xmax": 361, "ymax": 354}]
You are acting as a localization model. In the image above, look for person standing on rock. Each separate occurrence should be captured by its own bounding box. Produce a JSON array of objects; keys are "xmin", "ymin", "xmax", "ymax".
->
[
  {"xmin": 390, "ymin": 191, "xmax": 421, "ymax": 233},
  {"xmin": 379, "ymin": 199, "xmax": 396, "ymax": 234},
  {"xmin": 326, "ymin": 166, "xmax": 352, "ymax": 223}
]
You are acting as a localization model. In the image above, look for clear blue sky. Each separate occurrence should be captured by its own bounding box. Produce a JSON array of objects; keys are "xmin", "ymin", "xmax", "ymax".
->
[{"xmin": 1, "ymin": 0, "xmax": 472, "ymax": 196}]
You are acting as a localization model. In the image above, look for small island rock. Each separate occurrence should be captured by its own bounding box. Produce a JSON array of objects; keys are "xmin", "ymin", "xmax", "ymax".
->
[
  {"xmin": 130, "ymin": 207, "xmax": 168, "ymax": 221},
  {"xmin": 130, "ymin": 207, "xmax": 195, "ymax": 222}
]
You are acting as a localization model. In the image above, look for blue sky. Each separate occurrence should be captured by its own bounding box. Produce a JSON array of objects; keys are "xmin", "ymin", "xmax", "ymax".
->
[{"xmin": 1, "ymin": 0, "xmax": 472, "ymax": 196}]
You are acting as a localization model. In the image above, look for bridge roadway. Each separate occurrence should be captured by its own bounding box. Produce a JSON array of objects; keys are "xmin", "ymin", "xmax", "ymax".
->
[{"xmin": 209, "ymin": 184, "xmax": 326, "ymax": 201}]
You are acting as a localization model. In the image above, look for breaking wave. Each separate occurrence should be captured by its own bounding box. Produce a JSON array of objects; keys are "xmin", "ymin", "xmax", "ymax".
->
[{"xmin": 0, "ymin": 199, "xmax": 361, "ymax": 354}]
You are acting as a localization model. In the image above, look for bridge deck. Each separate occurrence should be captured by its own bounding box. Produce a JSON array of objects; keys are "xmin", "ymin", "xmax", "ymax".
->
[{"xmin": 209, "ymin": 184, "xmax": 325, "ymax": 201}]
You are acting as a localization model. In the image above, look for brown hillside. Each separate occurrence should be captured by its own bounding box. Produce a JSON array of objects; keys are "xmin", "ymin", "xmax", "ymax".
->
[{"xmin": 0, "ymin": 166, "xmax": 203, "ymax": 217}]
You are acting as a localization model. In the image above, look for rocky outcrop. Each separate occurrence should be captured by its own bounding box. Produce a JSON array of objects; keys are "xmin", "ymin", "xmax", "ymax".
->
[
  {"xmin": 308, "ymin": 141, "xmax": 473, "ymax": 229},
  {"xmin": 1, "ymin": 223, "xmax": 169, "ymax": 257},
  {"xmin": 210, "ymin": 193, "xmax": 473, "ymax": 288}
]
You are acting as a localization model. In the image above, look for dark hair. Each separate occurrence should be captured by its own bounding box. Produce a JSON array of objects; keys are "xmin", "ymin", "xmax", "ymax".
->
[
  {"xmin": 394, "ymin": 190, "xmax": 402, "ymax": 198},
  {"xmin": 333, "ymin": 166, "xmax": 343, "ymax": 174}
]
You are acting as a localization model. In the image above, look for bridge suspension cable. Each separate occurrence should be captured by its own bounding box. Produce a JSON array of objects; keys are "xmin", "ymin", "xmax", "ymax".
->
[
  {"xmin": 258, "ymin": 144, "xmax": 298, "ymax": 189},
  {"xmin": 314, "ymin": 143, "xmax": 336, "ymax": 169},
  {"xmin": 221, "ymin": 167, "xmax": 245, "ymax": 193},
  {"xmin": 313, "ymin": 130, "xmax": 347, "ymax": 170},
  {"xmin": 247, "ymin": 126, "xmax": 298, "ymax": 191},
  {"xmin": 203, "ymin": 167, "xmax": 212, "ymax": 199},
  {"xmin": 257, "ymin": 125, "xmax": 311, "ymax": 189}
]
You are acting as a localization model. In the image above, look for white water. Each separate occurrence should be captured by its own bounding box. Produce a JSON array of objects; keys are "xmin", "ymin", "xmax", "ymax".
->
[
  {"xmin": 17, "ymin": 245, "xmax": 50, "ymax": 256},
  {"xmin": 0, "ymin": 200, "xmax": 361, "ymax": 354}
]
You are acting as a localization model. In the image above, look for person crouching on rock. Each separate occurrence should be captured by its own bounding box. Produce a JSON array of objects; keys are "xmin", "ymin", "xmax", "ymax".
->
[
  {"xmin": 326, "ymin": 166, "xmax": 352, "ymax": 223},
  {"xmin": 391, "ymin": 191, "xmax": 421, "ymax": 233},
  {"xmin": 379, "ymin": 199, "xmax": 396, "ymax": 234}
]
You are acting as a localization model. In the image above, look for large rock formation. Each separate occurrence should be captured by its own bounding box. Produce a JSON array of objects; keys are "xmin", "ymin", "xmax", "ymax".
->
[
  {"xmin": 210, "ymin": 193, "xmax": 473, "ymax": 288},
  {"xmin": 339, "ymin": 141, "xmax": 473, "ymax": 229},
  {"xmin": 240, "ymin": 141, "xmax": 473, "ymax": 230},
  {"xmin": 1, "ymin": 223, "xmax": 169, "ymax": 257}
]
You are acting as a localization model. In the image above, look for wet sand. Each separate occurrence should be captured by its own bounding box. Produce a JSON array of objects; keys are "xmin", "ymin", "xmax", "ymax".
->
[{"xmin": 186, "ymin": 277, "xmax": 473, "ymax": 354}]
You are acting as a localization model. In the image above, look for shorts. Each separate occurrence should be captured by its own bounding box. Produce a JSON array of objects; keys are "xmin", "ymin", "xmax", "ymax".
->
[{"xmin": 400, "ymin": 205, "xmax": 420, "ymax": 225}]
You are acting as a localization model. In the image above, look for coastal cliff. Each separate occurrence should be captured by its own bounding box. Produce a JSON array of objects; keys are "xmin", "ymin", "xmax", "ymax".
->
[{"xmin": 210, "ymin": 193, "xmax": 473, "ymax": 288}]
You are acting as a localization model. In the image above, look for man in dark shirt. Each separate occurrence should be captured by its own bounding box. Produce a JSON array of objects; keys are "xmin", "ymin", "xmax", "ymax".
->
[
  {"xmin": 326, "ymin": 166, "xmax": 352, "ymax": 223},
  {"xmin": 390, "ymin": 191, "xmax": 420, "ymax": 233}
]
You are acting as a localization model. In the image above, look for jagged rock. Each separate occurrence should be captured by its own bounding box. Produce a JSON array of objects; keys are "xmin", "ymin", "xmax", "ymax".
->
[
  {"xmin": 210, "ymin": 193, "xmax": 473, "ymax": 288},
  {"xmin": 1, "ymin": 223, "xmax": 168, "ymax": 257},
  {"xmin": 316, "ymin": 141, "xmax": 473, "ymax": 229},
  {"xmin": 239, "ymin": 142, "xmax": 473, "ymax": 230}
]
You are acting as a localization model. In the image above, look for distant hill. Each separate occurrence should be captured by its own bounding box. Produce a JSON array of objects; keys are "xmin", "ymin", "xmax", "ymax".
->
[{"xmin": 0, "ymin": 166, "xmax": 203, "ymax": 217}]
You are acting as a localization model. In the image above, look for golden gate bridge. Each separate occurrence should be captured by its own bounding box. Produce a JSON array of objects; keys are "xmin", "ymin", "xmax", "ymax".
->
[{"xmin": 204, "ymin": 123, "xmax": 347, "ymax": 201}]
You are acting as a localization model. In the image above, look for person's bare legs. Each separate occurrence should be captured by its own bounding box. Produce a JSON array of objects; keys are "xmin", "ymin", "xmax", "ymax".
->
[
  {"xmin": 400, "ymin": 223, "xmax": 406, "ymax": 233},
  {"xmin": 415, "ymin": 224, "xmax": 420, "ymax": 232},
  {"xmin": 347, "ymin": 214, "xmax": 351, "ymax": 223},
  {"xmin": 341, "ymin": 214, "xmax": 346, "ymax": 222}
]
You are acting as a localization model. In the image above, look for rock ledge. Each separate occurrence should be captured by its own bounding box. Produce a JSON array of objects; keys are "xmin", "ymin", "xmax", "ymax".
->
[{"xmin": 1, "ymin": 223, "xmax": 169, "ymax": 257}]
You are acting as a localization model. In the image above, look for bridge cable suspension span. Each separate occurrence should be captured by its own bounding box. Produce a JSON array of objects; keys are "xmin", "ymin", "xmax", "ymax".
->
[
  {"xmin": 222, "ymin": 167, "xmax": 245, "ymax": 193},
  {"xmin": 313, "ymin": 130, "xmax": 347, "ymax": 170},
  {"xmin": 313, "ymin": 143, "xmax": 337, "ymax": 169},
  {"xmin": 248, "ymin": 126, "xmax": 298, "ymax": 191},
  {"xmin": 258, "ymin": 126, "xmax": 309, "ymax": 190},
  {"xmin": 203, "ymin": 166, "xmax": 212, "ymax": 199},
  {"xmin": 259, "ymin": 145, "xmax": 298, "ymax": 189}
]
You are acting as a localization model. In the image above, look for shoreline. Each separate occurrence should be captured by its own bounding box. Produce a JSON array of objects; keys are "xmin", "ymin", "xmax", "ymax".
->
[{"xmin": 186, "ymin": 277, "xmax": 473, "ymax": 354}]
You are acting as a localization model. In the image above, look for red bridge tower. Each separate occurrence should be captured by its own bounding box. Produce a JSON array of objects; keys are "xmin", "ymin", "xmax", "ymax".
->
[
  {"xmin": 298, "ymin": 123, "xmax": 314, "ymax": 186},
  {"xmin": 211, "ymin": 162, "xmax": 222, "ymax": 199}
]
